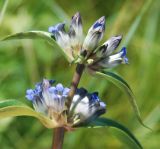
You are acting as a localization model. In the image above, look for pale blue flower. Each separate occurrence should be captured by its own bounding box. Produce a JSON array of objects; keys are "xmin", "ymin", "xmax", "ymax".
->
[
  {"xmin": 26, "ymin": 79, "xmax": 106, "ymax": 127},
  {"xmin": 48, "ymin": 12, "xmax": 105, "ymax": 61},
  {"xmin": 70, "ymin": 88, "xmax": 106, "ymax": 125},
  {"xmin": 26, "ymin": 79, "xmax": 69, "ymax": 118},
  {"xmin": 48, "ymin": 12, "xmax": 128, "ymax": 70},
  {"xmin": 89, "ymin": 47, "xmax": 128, "ymax": 70},
  {"xmin": 82, "ymin": 16, "xmax": 105, "ymax": 52},
  {"xmin": 96, "ymin": 35, "xmax": 122, "ymax": 58}
]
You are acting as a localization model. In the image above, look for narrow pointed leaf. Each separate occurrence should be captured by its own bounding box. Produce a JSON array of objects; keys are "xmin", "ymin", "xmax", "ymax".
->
[
  {"xmin": 1, "ymin": 31, "xmax": 54, "ymax": 42},
  {"xmin": 122, "ymin": 0, "xmax": 153, "ymax": 46},
  {"xmin": 0, "ymin": 0, "xmax": 9, "ymax": 24},
  {"xmin": 1, "ymin": 31, "xmax": 71, "ymax": 62},
  {"xmin": 0, "ymin": 100, "xmax": 58, "ymax": 128},
  {"xmin": 95, "ymin": 71, "xmax": 149, "ymax": 129},
  {"xmin": 79, "ymin": 117, "xmax": 143, "ymax": 149}
]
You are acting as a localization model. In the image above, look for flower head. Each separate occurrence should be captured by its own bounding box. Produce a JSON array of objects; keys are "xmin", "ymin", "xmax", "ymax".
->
[
  {"xmin": 48, "ymin": 12, "xmax": 128, "ymax": 71},
  {"xmin": 83, "ymin": 16, "xmax": 105, "ymax": 52},
  {"xmin": 70, "ymin": 88, "xmax": 106, "ymax": 125},
  {"xmin": 26, "ymin": 79, "xmax": 106, "ymax": 128},
  {"xmin": 26, "ymin": 79, "xmax": 69, "ymax": 126}
]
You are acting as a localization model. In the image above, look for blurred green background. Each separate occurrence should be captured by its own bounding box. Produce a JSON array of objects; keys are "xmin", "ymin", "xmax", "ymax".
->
[{"xmin": 0, "ymin": 0, "xmax": 159, "ymax": 148}]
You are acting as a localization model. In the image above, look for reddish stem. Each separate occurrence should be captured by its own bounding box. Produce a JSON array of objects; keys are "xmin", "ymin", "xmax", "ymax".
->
[{"xmin": 52, "ymin": 64, "xmax": 85, "ymax": 149}]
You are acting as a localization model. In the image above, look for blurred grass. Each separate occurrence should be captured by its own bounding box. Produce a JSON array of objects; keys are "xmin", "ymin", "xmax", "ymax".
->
[{"xmin": 0, "ymin": 0, "xmax": 160, "ymax": 148}]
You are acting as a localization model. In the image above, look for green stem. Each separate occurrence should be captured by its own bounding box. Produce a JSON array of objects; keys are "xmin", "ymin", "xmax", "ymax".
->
[{"xmin": 52, "ymin": 64, "xmax": 85, "ymax": 149}]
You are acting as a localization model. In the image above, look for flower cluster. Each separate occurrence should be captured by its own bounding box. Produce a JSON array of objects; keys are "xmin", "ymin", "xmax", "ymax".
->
[
  {"xmin": 26, "ymin": 79, "xmax": 106, "ymax": 128},
  {"xmin": 48, "ymin": 12, "xmax": 128, "ymax": 71}
]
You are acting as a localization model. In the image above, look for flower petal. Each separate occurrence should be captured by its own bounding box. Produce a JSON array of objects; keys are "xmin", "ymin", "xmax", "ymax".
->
[
  {"xmin": 26, "ymin": 79, "xmax": 67, "ymax": 116},
  {"xmin": 68, "ymin": 12, "xmax": 83, "ymax": 57},
  {"xmin": 63, "ymin": 88, "xmax": 70, "ymax": 96},
  {"xmin": 97, "ymin": 47, "xmax": 128, "ymax": 69},
  {"xmin": 26, "ymin": 89, "xmax": 34, "ymax": 101},
  {"xmin": 69, "ymin": 12, "xmax": 83, "ymax": 39},
  {"xmin": 83, "ymin": 16, "xmax": 106, "ymax": 52},
  {"xmin": 48, "ymin": 23, "xmax": 65, "ymax": 36},
  {"xmin": 96, "ymin": 35, "xmax": 122, "ymax": 58},
  {"xmin": 56, "ymin": 83, "xmax": 64, "ymax": 93},
  {"xmin": 70, "ymin": 88, "xmax": 106, "ymax": 125},
  {"xmin": 48, "ymin": 23, "xmax": 73, "ymax": 60},
  {"xmin": 49, "ymin": 87, "xmax": 57, "ymax": 94}
]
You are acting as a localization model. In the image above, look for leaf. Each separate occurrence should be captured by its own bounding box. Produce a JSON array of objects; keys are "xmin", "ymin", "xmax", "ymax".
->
[
  {"xmin": 122, "ymin": 0, "xmax": 153, "ymax": 46},
  {"xmin": 0, "ymin": 100, "xmax": 58, "ymax": 128},
  {"xmin": 0, "ymin": 0, "xmax": 9, "ymax": 25},
  {"xmin": 135, "ymin": 105, "xmax": 160, "ymax": 138},
  {"xmin": 79, "ymin": 117, "xmax": 143, "ymax": 149},
  {"xmin": 40, "ymin": 0, "xmax": 70, "ymax": 23},
  {"xmin": 95, "ymin": 71, "xmax": 150, "ymax": 129},
  {"xmin": 1, "ymin": 31, "xmax": 53, "ymax": 42},
  {"xmin": 1, "ymin": 31, "xmax": 72, "ymax": 62}
]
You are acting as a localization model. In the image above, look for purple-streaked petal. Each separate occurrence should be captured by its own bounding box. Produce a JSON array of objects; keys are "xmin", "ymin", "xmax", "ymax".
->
[
  {"xmin": 83, "ymin": 16, "xmax": 106, "ymax": 52},
  {"xmin": 69, "ymin": 12, "xmax": 83, "ymax": 57},
  {"xmin": 42, "ymin": 79, "xmax": 51, "ymax": 90},
  {"xmin": 48, "ymin": 23, "xmax": 65, "ymax": 36},
  {"xmin": 96, "ymin": 47, "xmax": 128, "ymax": 68},
  {"xmin": 96, "ymin": 35, "xmax": 122, "ymax": 57},
  {"xmin": 69, "ymin": 12, "xmax": 83, "ymax": 38},
  {"xmin": 49, "ymin": 23, "xmax": 73, "ymax": 60},
  {"xmin": 70, "ymin": 89, "xmax": 106, "ymax": 125}
]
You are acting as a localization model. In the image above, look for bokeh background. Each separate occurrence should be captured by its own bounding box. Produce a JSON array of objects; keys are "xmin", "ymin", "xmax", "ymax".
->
[{"xmin": 0, "ymin": 0, "xmax": 159, "ymax": 148}]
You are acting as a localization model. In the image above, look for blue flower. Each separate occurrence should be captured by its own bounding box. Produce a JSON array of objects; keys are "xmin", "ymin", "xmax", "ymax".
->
[
  {"xmin": 48, "ymin": 12, "xmax": 128, "ymax": 70},
  {"xmin": 26, "ymin": 79, "xmax": 106, "ymax": 127},
  {"xmin": 70, "ymin": 88, "xmax": 106, "ymax": 125},
  {"xmin": 90, "ymin": 47, "xmax": 128, "ymax": 70},
  {"xmin": 83, "ymin": 16, "xmax": 105, "ymax": 52},
  {"xmin": 48, "ymin": 12, "xmax": 105, "ymax": 61}
]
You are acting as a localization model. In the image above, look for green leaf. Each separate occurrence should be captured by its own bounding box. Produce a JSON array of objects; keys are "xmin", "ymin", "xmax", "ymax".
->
[
  {"xmin": 0, "ymin": 0, "xmax": 9, "ymax": 25},
  {"xmin": 95, "ymin": 71, "xmax": 149, "ymax": 129},
  {"xmin": 122, "ymin": 0, "xmax": 153, "ymax": 46},
  {"xmin": 0, "ymin": 100, "xmax": 58, "ymax": 128},
  {"xmin": 1, "ymin": 31, "xmax": 72, "ymax": 62},
  {"xmin": 40, "ymin": 0, "xmax": 70, "ymax": 23},
  {"xmin": 79, "ymin": 117, "xmax": 143, "ymax": 149},
  {"xmin": 1, "ymin": 31, "xmax": 53, "ymax": 42}
]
